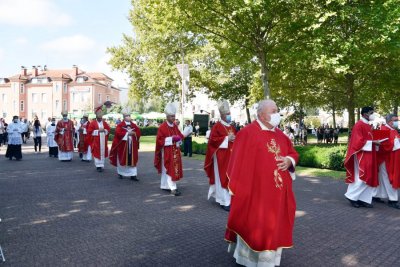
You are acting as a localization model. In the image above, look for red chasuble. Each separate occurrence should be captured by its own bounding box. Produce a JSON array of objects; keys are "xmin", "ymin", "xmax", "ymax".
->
[
  {"xmin": 77, "ymin": 121, "xmax": 90, "ymax": 153},
  {"xmin": 204, "ymin": 121, "xmax": 237, "ymax": 188},
  {"xmin": 87, "ymin": 120, "xmax": 111, "ymax": 159},
  {"xmin": 225, "ymin": 121, "xmax": 299, "ymax": 251},
  {"xmin": 377, "ymin": 125, "xmax": 400, "ymax": 189},
  {"xmin": 55, "ymin": 120, "xmax": 75, "ymax": 152},
  {"xmin": 154, "ymin": 121, "xmax": 184, "ymax": 181},
  {"xmin": 109, "ymin": 121, "xmax": 141, "ymax": 167},
  {"xmin": 344, "ymin": 120, "xmax": 378, "ymax": 187}
]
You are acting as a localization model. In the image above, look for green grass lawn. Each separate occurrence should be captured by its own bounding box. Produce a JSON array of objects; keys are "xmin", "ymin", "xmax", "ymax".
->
[{"xmin": 138, "ymin": 135, "xmax": 346, "ymax": 179}]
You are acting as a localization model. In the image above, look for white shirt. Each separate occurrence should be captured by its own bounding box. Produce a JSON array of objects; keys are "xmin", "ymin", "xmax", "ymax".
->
[
  {"xmin": 7, "ymin": 122, "xmax": 23, "ymax": 145},
  {"xmin": 183, "ymin": 124, "xmax": 193, "ymax": 137}
]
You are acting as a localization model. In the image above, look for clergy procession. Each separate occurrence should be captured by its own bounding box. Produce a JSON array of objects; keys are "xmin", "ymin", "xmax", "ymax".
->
[{"xmin": 1, "ymin": 100, "xmax": 399, "ymax": 267}]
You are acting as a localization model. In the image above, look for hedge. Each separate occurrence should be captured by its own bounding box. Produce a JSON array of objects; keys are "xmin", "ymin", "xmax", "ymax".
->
[
  {"xmin": 108, "ymin": 126, "xmax": 159, "ymax": 141},
  {"xmin": 180, "ymin": 141, "xmax": 347, "ymax": 171}
]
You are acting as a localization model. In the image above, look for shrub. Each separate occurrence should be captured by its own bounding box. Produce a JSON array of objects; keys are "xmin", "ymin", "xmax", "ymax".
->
[
  {"xmin": 108, "ymin": 126, "xmax": 159, "ymax": 140},
  {"xmin": 295, "ymin": 145, "xmax": 347, "ymax": 171}
]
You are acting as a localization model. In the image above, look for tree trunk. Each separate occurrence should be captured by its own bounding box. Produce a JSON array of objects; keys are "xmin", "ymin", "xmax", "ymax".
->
[
  {"xmin": 356, "ymin": 108, "xmax": 360, "ymax": 121},
  {"xmin": 346, "ymin": 74, "xmax": 356, "ymax": 129},
  {"xmin": 332, "ymin": 107, "xmax": 336, "ymax": 128},
  {"xmin": 245, "ymin": 97, "xmax": 251, "ymax": 123},
  {"xmin": 393, "ymin": 99, "xmax": 399, "ymax": 115},
  {"xmin": 259, "ymin": 51, "xmax": 270, "ymax": 99}
]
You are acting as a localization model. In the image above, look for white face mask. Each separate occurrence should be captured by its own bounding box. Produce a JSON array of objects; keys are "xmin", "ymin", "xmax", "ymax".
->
[
  {"xmin": 269, "ymin": 113, "xmax": 281, "ymax": 128},
  {"xmin": 368, "ymin": 114, "xmax": 375, "ymax": 121}
]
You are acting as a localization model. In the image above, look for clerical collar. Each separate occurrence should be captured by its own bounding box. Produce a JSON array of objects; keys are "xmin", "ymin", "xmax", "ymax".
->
[
  {"xmin": 220, "ymin": 120, "xmax": 230, "ymax": 127},
  {"xmin": 167, "ymin": 121, "xmax": 174, "ymax": 127},
  {"xmin": 125, "ymin": 121, "xmax": 131, "ymax": 125},
  {"xmin": 360, "ymin": 117, "xmax": 369, "ymax": 124},
  {"xmin": 384, "ymin": 123, "xmax": 394, "ymax": 130},
  {"xmin": 256, "ymin": 119, "xmax": 275, "ymax": 131}
]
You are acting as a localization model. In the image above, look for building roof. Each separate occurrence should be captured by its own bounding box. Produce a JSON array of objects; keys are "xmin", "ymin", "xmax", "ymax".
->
[{"xmin": 4, "ymin": 67, "xmax": 114, "ymax": 84}]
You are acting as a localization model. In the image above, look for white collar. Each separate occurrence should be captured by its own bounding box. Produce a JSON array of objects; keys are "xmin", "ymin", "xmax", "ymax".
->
[
  {"xmin": 361, "ymin": 118, "xmax": 369, "ymax": 124},
  {"xmin": 167, "ymin": 121, "xmax": 174, "ymax": 127},
  {"xmin": 220, "ymin": 120, "xmax": 231, "ymax": 127},
  {"xmin": 125, "ymin": 121, "xmax": 131, "ymax": 125},
  {"xmin": 257, "ymin": 119, "xmax": 275, "ymax": 131},
  {"xmin": 384, "ymin": 123, "xmax": 394, "ymax": 130}
]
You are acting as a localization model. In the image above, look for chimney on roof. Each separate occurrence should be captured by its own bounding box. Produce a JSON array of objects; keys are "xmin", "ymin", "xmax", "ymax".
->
[
  {"xmin": 32, "ymin": 66, "xmax": 38, "ymax": 77},
  {"xmin": 72, "ymin": 65, "xmax": 78, "ymax": 76},
  {"xmin": 21, "ymin": 66, "xmax": 27, "ymax": 76}
]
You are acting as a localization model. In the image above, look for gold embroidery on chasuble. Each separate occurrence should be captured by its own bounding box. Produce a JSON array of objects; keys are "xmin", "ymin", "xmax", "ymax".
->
[{"xmin": 266, "ymin": 139, "xmax": 284, "ymax": 189}]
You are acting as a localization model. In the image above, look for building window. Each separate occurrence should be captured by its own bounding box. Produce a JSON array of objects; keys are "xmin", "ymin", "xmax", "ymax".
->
[
  {"xmin": 20, "ymin": 83, "xmax": 24, "ymax": 94},
  {"xmin": 63, "ymin": 100, "xmax": 67, "ymax": 111},
  {"xmin": 2, "ymin": 94, "xmax": 6, "ymax": 104},
  {"xmin": 98, "ymin": 93, "xmax": 101, "ymax": 104},
  {"xmin": 106, "ymin": 95, "xmax": 110, "ymax": 101},
  {"xmin": 41, "ymin": 110, "xmax": 47, "ymax": 119},
  {"xmin": 42, "ymin": 93, "xmax": 47, "ymax": 103},
  {"xmin": 63, "ymin": 83, "xmax": 67, "ymax": 93},
  {"xmin": 32, "ymin": 93, "xmax": 39, "ymax": 103},
  {"xmin": 77, "ymin": 77, "xmax": 84, "ymax": 83},
  {"xmin": 55, "ymin": 83, "xmax": 59, "ymax": 92},
  {"xmin": 13, "ymin": 100, "xmax": 16, "ymax": 112},
  {"xmin": 20, "ymin": 101, "xmax": 24, "ymax": 112},
  {"xmin": 55, "ymin": 100, "xmax": 60, "ymax": 111}
]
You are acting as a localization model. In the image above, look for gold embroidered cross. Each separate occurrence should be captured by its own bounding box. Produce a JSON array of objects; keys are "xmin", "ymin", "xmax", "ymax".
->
[{"xmin": 266, "ymin": 139, "xmax": 281, "ymax": 160}]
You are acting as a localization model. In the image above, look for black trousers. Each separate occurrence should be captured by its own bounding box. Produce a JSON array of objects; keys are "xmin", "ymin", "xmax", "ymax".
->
[
  {"xmin": 49, "ymin": 146, "xmax": 58, "ymax": 157},
  {"xmin": 5, "ymin": 144, "xmax": 22, "ymax": 160},
  {"xmin": 34, "ymin": 137, "xmax": 42, "ymax": 152},
  {"xmin": 184, "ymin": 137, "xmax": 192, "ymax": 156}
]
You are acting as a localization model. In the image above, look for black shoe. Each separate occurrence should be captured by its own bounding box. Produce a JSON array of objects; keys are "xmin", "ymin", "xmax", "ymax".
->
[
  {"xmin": 171, "ymin": 189, "xmax": 181, "ymax": 196},
  {"xmin": 162, "ymin": 189, "xmax": 171, "ymax": 192},
  {"xmin": 96, "ymin": 167, "xmax": 102, "ymax": 172},
  {"xmin": 131, "ymin": 176, "xmax": 139, "ymax": 181},
  {"xmin": 346, "ymin": 198, "xmax": 360, "ymax": 208},
  {"xmin": 388, "ymin": 201, "xmax": 400, "ymax": 209},
  {"xmin": 357, "ymin": 200, "xmax": 373, "ymax": 208},
  {"xmin": 221, "ymin": 205, "xmax": 230, "ymax": 212},
  {"xmin": 118, "ymin": 174, "xmax": 123, "ymax": 179},
  {"xmin": 9, "ymin": 157, "xmax": 12, "ymax": 160},
  {"xmin": 79, "ymin": 153, "xmax": 83, "ymax": 159},
  {"xmin": 183, "ymin": 154, "xmax": 187, "ymax": 157},
  {"xmin": 372, "ymin": 197, "xmax": 385, "ymax": 203}
]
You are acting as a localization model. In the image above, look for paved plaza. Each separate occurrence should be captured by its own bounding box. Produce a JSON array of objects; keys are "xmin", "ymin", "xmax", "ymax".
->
[{"xmin": 0, "ymin": 142, "xmax": 399, "ymax": 267}]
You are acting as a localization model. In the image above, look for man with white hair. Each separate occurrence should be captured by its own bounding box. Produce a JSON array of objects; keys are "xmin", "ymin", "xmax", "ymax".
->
[
  {"xmin": 154, "ymin": 103, "xmax": 184, "ymax": 196},
  {"xmin": 204, "ymin": 100, "xmax": 237, "ymax": 211},
  {"xmin": 225, "ymin": 99, "xmax": 298, "ymax": 267},
  {"xmin": 373, "ymin": 114, "xmax": 400, "ymax": 209}
]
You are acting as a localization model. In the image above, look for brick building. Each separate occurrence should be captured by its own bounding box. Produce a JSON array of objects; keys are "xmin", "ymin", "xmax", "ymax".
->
[{"xmin": 0, "ymin": 65, "xmax": 120, "ymax": 122}]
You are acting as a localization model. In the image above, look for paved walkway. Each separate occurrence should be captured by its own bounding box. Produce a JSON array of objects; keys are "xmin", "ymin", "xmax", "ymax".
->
[{"xmin": 0, "ymin": 142, "xmax": 399, "ymax": 266}]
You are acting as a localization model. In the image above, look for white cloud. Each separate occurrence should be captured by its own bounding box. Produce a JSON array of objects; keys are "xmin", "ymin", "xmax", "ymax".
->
[
  {"xmin": 14, "ymin": 37, "xmax": 28, "ymax": 45},
  {"xmin": 94, "ymin": 54, "xmax": 130, "ymax": 88},
  {"xmin": 40, "ymin": 35, "xmax": 96, "ymax": 54},
  {"xmin": 0, "ymin": 0, "xmax": 72, "ymax": 27}
]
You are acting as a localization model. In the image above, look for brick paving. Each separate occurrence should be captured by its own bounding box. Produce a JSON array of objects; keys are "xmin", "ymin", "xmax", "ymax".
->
[{"xmin": 0, "ymin": 141, "xmax": 400, "ymax": 266}]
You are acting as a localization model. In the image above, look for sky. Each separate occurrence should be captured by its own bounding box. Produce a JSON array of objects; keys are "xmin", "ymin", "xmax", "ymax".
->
[{"xmin": 0, "ymin": 0, "xmax": 133, "ymax": 87}]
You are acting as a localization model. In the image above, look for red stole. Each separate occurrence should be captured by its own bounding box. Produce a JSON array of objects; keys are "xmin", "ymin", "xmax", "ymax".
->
[
  {"xmin": 378, "ymin": 125, "xmax": 400, "ymax": 189},
  {"xmin": 154, "ymin": 121, "xmax": 184, "ymax": 181},
  {"xmin": 55, "ymin": 120, "xmax": 74, "ymax": 152},
  {"xmin": 204, "ymin": 121, "xmax": 237, "ymax": 188},
  {"xmin": 77, "ymin": 121, "xmax": 90, "ymax": 153},
  {"xmin": 109, "ymin": 121, "xmax": 141, "ymax": 167},
  {"xmin": 87, "ymin": 120, "xmax": 110, "ymax": 159},
  {"xmin": 344, "ymin": 120, "xmax": 378, "ymax": 187},
  {"xmin": 225, "ymin": 121, "xmax": 299, "ymax": 251}
]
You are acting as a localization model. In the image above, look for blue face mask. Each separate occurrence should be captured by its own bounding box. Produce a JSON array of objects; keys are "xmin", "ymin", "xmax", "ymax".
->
[
  {"xmin": 225, "ymin": 115, "xmax": 232, "ymax": 123},
  {"xmin": 393, "ymin": 121, "xmax": 398, "ymax": 129}
]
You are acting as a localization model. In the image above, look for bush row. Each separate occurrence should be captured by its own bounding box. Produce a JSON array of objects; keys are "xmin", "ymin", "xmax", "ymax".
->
[
  {"xmin": 180, "ymin": 141, "xmax": 347, "ymax": 171},
  {"xmin": 108, "ymin": 126, "xmax": 159, "ymax": 141}
]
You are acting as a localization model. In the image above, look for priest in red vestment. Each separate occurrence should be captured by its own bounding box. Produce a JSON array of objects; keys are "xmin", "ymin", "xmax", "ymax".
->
[
  {"xmin": 204, "ymin": 100, "xmax": 237, "ymax": 211},
  {"xmin": 77, "ymin": 114, "xmax": 91, "ymax": 162},
  {"xmin": 87, "ymin": 107, "xmax": 111, "ymax": 172},
  {"xmin": 373, "ymin": 114, "xmax": 400, "ymax": 209},
  {"xmin": 110, "ymin": 110, "xmax": 141, "ymax": 181},
  {"xmin": 225, "ymin": 99, "xmax": 298, "ymax": 267},
  {"xmin": 55, "ymin": 111, "xmax": 75, "ymax": 161},
  {"xmin": 344, "ymin": 106, "xmax": 380, "ymax": 208},
  {"xmin": 154, "ymin": 103, "xmax": 184, "ymax": 196}
]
